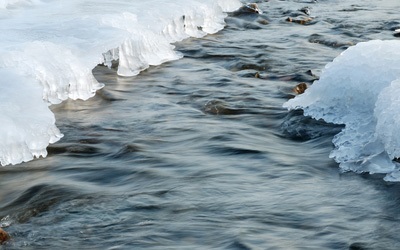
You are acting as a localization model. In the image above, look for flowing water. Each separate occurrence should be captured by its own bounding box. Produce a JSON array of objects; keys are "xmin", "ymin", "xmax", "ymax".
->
[{"xmin": 1, "ymin": 0, "xmax": 400, "ymax": 249}]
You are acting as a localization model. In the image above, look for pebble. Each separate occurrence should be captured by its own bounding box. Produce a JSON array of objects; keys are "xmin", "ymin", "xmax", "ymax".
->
[{"xmin": 293, "ymin": 82, "xmax": 308, "ymax": 94}]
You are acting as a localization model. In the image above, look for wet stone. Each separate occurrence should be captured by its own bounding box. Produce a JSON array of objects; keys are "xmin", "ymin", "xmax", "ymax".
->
[
  {"xmin": 257, "ymin": 19, "xmax": 269, "ymax": 25},
  {"xmin": 309, "ymin": 34, "xmax": 354, "ymax": 48},
  {"xmin": 236, "ymin": 70, "xmax": 260, "ymax": 78},
  {"xmin": 256, "ymin": 71, "xmax": 317, "ymax": 83},
  {"xmin": 305, "ymin": 69, "xmax": 316, "ymax": 77},
  {"xmin": 0, "ymin": 228, "xmax": 10, "ymax": 244},
  {"xmin": 293, "ymin": 82, "xmax": 308, "ymax": 94},
  {"xmin": 203, "ymin": 100, "xmax": 243, "ymax": 115},
  {"xmin": 340, "ymin": 6, "xmax": 367, "ymax": 12},
  {"xmin": 299, "ymin": 6, "xmax": 311, "ymax": 16},
  {"xmin": 349, "ymin": 242, "xmax": 371, "ymax": 250},
  {"xmin": 286, "ymin": 16, "xmax": 314, "ymax": 25},
  {"xmin": 235, "ymin": 3, "xmax": 263, "ymax": 15}
]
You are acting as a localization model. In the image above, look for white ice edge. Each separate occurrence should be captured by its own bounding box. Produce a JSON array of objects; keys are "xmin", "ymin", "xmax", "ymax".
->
[
  {"xmin": 0, "ymin": 0, "xmax": 242, "ymax": 166},
  {"xmin": 283, "ymin": 40, "xmax": 400, "ymax": 181}
]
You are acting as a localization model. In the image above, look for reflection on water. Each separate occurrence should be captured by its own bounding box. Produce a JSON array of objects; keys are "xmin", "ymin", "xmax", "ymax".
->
[{"xmin": 2, "ymin": 0, "xmax": 400, "ymax": 249}]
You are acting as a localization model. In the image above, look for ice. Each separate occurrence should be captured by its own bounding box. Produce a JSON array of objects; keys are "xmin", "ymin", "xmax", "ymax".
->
[
  {"xmin": 0, "ymin": 0, "xmax": 41, "ymax": 9},
  {"xmin": 0, "ymin": 69, "xmax": 62, "ymax": 166},
  {"xmin": 0, "ymin": 0, "xmax": 241, "ymax": 166},
  {"xmin": 284, "ymin": 40, "xmax": 400, "ymax": 181}
]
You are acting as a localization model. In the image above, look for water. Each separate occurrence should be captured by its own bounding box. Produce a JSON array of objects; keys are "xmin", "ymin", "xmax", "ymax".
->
[{"xmin": 1, "ymin": 0, "xmax": 400, "ymax": 249}]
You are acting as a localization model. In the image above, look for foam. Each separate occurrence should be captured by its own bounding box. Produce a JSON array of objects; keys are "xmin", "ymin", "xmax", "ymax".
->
[
  {"xmin": 284, "ymin": 40, "xmax": 400, "ymax": 181},
  {"xmin": 0, "ymin": 0, "xmax": 242, "ymax": 166}
]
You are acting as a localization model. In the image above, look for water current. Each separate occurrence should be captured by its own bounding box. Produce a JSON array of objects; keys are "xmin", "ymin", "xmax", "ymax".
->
[{"xmin": 1, "ymin": 0, "xmax": 400, "ymax": 249}]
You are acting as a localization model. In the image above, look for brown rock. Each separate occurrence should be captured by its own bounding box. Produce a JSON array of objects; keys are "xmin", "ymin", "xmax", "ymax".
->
[
  {"xmin": 0, "ymin": 228, "xmax": 10, "ymax": 244},
  {"xmin": 293, "ymin": 82, "xmax": 308, "ymax": 94},
  {"xmin": 286, "ymin": 16, "xmax": 313, "ymax": 25}
]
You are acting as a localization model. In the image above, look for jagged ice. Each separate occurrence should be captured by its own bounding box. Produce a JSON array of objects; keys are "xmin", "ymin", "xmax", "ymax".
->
[
  {"xmin": 284, "ymin": 40, "xmax": 400, "ymax": 181},
  {"xmin": 0, "ymin": 0, "xmax": 242, "ymax": 166}
]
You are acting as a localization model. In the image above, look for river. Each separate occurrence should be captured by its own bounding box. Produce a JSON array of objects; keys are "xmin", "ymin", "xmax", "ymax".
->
[{"xmin": 1, "ymin": 0, "xmax": 400, "ymax": 249}]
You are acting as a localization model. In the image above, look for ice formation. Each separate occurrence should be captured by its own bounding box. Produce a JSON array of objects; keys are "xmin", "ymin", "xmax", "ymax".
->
[
  {"xmin": 284, "ymin": 40, "xmax": 400, "ymax": 181},
  {"xmin": 0, "ymin": 0, "xmax": 242, "ymax": 166}
]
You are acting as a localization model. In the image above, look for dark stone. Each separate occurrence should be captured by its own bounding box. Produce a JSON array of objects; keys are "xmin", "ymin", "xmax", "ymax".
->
[
  {"xmin": 349, "ymin": 242, "xmax": 371, "ymax": 250},
  {"xmin": 299, "ymin": 7, "xmax": 311, "ymax": 15},
  {"xmin": 203, "ymin": 100, "xmax": 243, "ymax": 115},
  {"xmin": 286, "ymin": 16, "xmax": 314, "ymax": 25},
  {"xmin": 238, "ymin": 3, "xmax": 262, "ymax": 14}
]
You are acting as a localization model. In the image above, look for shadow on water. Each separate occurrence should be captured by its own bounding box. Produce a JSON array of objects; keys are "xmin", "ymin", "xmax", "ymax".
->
[
  {"xmin": 281, "ymin": 110, "xmax": 344, "ymax": 141},
  {"xmin": 0, "ymin": 184, "xmax": 77, "ymax": 224}
]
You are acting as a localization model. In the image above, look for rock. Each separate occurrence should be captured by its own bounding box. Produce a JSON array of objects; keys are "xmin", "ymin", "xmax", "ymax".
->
[
  {"xmin": 203, "ymin": 100, "xmax": 243, "ymax": 115},
  {"xmin": 242, "ymin": 3, "xmax": 262, "ymax": 14},
  {"xmin": 394, "ymin": 29, "xmax": 400, "ymax": 37},
  {"xmin": 293, "ymin": 82, "xmax": 308, "ymax": 94},
  {"xmin": 305, "ymin": 69, "xmax": 315, "ymax": 77},
  {"xmin": 309, "ymin": 33, "xmax": 354, "ymax": 48},
  {"xmin": 349, "ymin": 242, "xmax": 370, "ymax": 250},
  {"xmin": 235, "ymin": 3, "xmax": 263, "ymax": 15},
  {"xmin": 0, "ymin": 228, "xmax": 10, "ymax": 244},
  {"xmin": 299, "ymin": 7, "xmax": 311, "ymax": 16},
  {"xmin": 286, "ymin": 16, "xmax": 313, "ymax": 25},
  {"xmin": 257, "ymin": 19, "xmax": 269, "ymax": 25}
]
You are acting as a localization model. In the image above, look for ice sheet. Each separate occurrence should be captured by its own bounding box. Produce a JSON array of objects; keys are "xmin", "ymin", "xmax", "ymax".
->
[{"xmin": 0, "ymin": 0, "xmax": 242, "ymax": 165}]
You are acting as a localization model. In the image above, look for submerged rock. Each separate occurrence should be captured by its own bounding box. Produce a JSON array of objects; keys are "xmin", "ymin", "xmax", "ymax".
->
[
  {"xmin": 349, "ymin": 242, "xmax": 371, "ymax": 250},
  {"xmin": 257, "ymin": 19, "xmax": 269, "ymax": 25},
  {"xmin": 309, "ymin": 33, "xmax": 354, "ymax": 48},
  {"xmin": 0, "ymin": 228, "xmax": 10, "ymax": 244},
  {"xmin": 286, "ymin": 16, "xmax": 313, "ymax": 25},
  {"xmin": 256, "ymin": 71, "xmax": 317, "ymax": 83},
  {"xmin": 203, "ymin": 100, "xmax": 243, "ymax": 115}
]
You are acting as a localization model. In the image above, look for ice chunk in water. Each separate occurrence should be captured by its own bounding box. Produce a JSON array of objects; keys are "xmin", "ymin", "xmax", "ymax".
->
[{"xmin": 284, "ymin": 40, "xmax": 400, "ymax": 181}]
